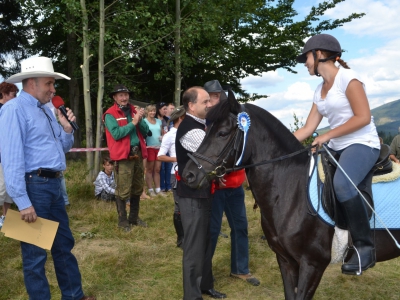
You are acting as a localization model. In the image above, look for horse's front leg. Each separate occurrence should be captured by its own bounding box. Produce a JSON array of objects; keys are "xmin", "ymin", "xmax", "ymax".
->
[
  {"xmin": 276, "ymin": 254, "xmax": 299, "ymax": 300},
  {"xmin": 295, "ymin": 260, "xmax": 328, "ymax": 300}
]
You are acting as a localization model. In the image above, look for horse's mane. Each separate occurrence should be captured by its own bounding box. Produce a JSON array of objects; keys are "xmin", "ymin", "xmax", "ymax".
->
[
  {"xmin": 243, "ymin": 103, "xmax": 305, "ymax": 152},
  {"xmin": 206, "ymin": 97, "xmax": 305, "ymax": 153},
  {"xmin": 206, "ymin": 98, "xmax": 232, "ymax": 124}
]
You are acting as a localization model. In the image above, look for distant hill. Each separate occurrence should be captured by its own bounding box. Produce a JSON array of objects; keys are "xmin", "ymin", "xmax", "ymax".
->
[
  {"xmin": 317, "ymin": 99, "xmax": 400, "ymax": 141},
  {"xmin": 371, "ymin": 99, "xmax": 400, "ymax": 136}
]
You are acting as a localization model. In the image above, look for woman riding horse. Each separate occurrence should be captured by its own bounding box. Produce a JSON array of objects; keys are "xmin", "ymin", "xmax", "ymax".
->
[{"xmin": 294, "ymin": 34, "xmax": 381, "ymax": 275}]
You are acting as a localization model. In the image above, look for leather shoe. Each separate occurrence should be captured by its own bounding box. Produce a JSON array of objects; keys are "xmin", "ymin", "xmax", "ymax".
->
[
  {"xmin": 201, "ymin": 289, "xmax": 227, "ymax": 299},
  {"xmin": 80, "ymin": 297, "xmax": 96, "ymax": 300}
]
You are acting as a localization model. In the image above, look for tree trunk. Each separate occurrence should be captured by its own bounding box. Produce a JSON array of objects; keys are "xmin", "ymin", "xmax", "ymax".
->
[
  {"xmin": 94, "ymin": 0, "xmax": 105, "ymax": 177},
  {"xmin": 173, "ymin": 0, "xmax": 181, "ymax": 107},
  {"xmin": 66, "ymin": 11, "xmax": 81, "ymax": 151},
  {"xmin": 80, "ymin": 0, "xmax": 94, "ymax": 181}
]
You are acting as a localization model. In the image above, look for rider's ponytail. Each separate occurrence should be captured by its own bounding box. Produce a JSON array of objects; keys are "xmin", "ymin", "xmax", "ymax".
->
[
  {"xmin": 320, "ymin": 50, "xmax": 350, "ymax": 69},
  {"xmin": 337, "ymin": 58, "xmax": 350, "ymax": 69}
]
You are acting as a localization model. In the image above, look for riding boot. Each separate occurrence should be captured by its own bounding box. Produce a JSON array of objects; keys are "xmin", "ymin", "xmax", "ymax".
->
[
  {"xmin": 128, "ymin": 196, "xmax": 148, "ymax": 227},
  {"xmin": 173, "ymin": 212, "xmax": 184, "ymax": 248},
  {"xmin": 115, "ymin": 197, "xmax": 130, "ymax": 231},
  {"xmin": 340, "ymin": 195, "xmax": 375, "ymax": 275}
]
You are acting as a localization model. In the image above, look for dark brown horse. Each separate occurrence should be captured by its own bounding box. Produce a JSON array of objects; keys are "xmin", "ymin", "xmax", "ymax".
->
[{"xmin": 182, "ymin": 90, "xmax": 400, "ymax": 299}]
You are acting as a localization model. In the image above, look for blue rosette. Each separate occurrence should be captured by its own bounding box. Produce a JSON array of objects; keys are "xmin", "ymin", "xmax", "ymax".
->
[{"xmin": 236, "ymin": 112, "xmax": 251, "ymax": 166}]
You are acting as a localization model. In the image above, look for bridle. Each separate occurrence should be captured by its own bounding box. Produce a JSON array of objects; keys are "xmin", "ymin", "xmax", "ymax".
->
[
  {"xmin": 187, "ymin": 113, "xmax": 243, "ymax": 178},
  {"xmin": 187, "ymin": 111, "xmax": 317, "ymax": 180}
]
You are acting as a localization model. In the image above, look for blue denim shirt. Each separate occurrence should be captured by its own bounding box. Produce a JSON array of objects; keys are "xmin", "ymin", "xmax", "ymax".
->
[{"xmin": 0, "ymin": 90, "xmax": 73, "ymax": 210}]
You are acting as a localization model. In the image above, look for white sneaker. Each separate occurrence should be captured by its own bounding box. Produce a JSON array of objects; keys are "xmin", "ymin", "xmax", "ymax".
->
[
  {"xmin": 157, "ymin": 191, "xmax": 167, "ymax": 197},
  {"xmin": 149, "ymin": 190, "xmax": 157, "ymax": 197}
]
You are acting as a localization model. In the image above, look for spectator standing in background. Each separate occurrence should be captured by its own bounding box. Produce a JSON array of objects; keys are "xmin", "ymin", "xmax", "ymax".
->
[
  {"xmin": 161, "ymin": 103, "xmax": 175, "ymax": 191},
  {"xmin": 144, "ymin": 104, "xmax": 166, "ymax": 197},
  {"xmin": 157, "ymin": 102, "xmax": 172, "ymax": 192},
  {"xmin": 167, "ymin": 103, "xmax": 175, "ymax": 126},
  {"xmin": 0, "ymin": 82, "xmax": 19, "ymax": 226},
  {"xmin": 104, "ymin": 84, "xmax": 149, "ymax": 230},
  {"xmin": 157, "ymin": 106, "xmax": 186, "ymax": 248},
  {"xmin": 204, "ymin": 79, "xmax": 260, "ymax": 286}
]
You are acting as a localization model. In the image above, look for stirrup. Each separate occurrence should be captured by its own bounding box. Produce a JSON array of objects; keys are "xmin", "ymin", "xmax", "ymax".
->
[{"xmin": 342, "ymin": 246, "xmax": 362, "ymax": 275}]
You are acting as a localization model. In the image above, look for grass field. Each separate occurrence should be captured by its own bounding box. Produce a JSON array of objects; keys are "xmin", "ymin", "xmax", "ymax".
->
[{"xmin": 1, "ymin": 159, "xmax": 400, "ymax": 299}]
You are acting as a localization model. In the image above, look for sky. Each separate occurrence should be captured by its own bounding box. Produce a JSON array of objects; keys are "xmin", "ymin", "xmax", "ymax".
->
[{"xmin": 241, "ymin": 0, "xmax": 400, "ymax": 130}]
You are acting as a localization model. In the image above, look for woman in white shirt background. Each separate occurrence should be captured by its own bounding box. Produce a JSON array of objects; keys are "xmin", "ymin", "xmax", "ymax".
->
[
  {"xmin": 294, "ymin": 34, "xmax": 380, "ymax": 276},
  {"xmin": 157, "ymin": 106, "xmax": 186, "ymax": 248}
]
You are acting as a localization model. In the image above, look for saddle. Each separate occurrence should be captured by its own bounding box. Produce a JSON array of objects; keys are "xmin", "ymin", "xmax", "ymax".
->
[{"xmin": 319, "ymin": 144, "xmax": 392, "ymax": 230}]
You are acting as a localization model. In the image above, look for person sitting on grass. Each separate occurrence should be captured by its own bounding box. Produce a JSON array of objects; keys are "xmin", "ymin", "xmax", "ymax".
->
[{"xmin": 94, "ymin": 157, "xmax": 116, "ymax": 201}]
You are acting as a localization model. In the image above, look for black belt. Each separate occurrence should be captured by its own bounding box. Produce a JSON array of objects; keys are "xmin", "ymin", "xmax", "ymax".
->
[
  {"xmin": 128, "ymin": 145, "xmax": 140, "ymax": 160},
  {"xmin": 33, "ymin": 168, "xmax": 61, "ymax": 178}
]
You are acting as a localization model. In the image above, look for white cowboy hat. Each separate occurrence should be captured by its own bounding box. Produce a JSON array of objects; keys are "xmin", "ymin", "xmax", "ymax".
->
[{"xmin": 6, "ymin": 56, "xmax": 70, "ymax": 83}]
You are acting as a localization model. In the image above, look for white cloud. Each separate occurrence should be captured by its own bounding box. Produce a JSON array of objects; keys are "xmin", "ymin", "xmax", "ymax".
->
[
  {"xmin": 349, "ymin": 37, "xmax": 400, "ymax": 108},
  {"xmin": 325, "ymin": 0, "xmax": 400, "ymax": 38},
  {"xmin": 241, "ymin": 71, "xmax": 284, "ymax": 91},
  {"xmin": 283, "ymin": 81, "xmax": 315, "ymax": 101},
  {"xmin": 251, "ymin": 81, "xmax": 319, "ymax": 128}
]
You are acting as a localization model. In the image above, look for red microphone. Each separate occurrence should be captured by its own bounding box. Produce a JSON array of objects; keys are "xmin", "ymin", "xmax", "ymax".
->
[{"xmin": 52, "ymin": 96, "xmax": 79, "ymax": 131}]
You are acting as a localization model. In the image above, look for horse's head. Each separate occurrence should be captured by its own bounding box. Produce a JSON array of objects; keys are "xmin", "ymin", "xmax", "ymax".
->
[{"xmin": 182, "ymin": 89, "xmax": 244, "ymax": 189}]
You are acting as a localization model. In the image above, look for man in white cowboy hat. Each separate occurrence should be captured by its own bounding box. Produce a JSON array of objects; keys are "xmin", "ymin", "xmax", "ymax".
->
[
  {"xmin": 103, "ymin": 84, "xmax": 149, "ymax": 231},
  {"xmin": 0, "ymin": 56, "xmax": 95, "ymax": 300}
]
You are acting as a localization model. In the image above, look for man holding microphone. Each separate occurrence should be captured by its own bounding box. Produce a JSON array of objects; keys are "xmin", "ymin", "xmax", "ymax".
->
[{"xmin": 0, "ymin": 56, "xmax": 95, "ymax": 300}]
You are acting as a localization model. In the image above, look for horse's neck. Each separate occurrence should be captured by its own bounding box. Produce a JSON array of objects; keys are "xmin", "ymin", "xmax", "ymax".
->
[{"xmin": 245, "ymin": 126, "xmax": 310, "ymax": 215}]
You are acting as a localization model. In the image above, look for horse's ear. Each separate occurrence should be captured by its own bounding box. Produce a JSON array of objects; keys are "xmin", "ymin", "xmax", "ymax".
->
[{"xmin": 227, "ymin": 87, "xmax": 241, "ymax": 114}]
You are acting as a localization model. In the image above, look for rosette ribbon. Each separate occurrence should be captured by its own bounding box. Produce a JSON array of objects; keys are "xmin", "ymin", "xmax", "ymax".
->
[{"xmin": 235, "ymin": 112, "xmax": 251, "ymax": 166}]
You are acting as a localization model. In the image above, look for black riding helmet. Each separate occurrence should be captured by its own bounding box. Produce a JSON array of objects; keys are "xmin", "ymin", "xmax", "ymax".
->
[{"xmin": 296, "ymin": 34, "xmax": 342, "ymax": 76}]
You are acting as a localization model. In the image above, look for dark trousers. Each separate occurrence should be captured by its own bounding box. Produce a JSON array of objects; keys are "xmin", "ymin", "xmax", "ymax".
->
[{"xmin": 179, "ymin": 196, "xmax": 213, "ymax": 300}]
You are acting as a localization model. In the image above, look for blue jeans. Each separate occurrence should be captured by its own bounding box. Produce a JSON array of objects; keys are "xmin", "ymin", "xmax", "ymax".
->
[
  {"xmin": 23, "ymin": 173, "xmax": 84, "ymax": 300},
  {"xmin": 210, "ymin": 186, "xmax": 249, "ymax": 274},
  {"xmin": 160, "ymin": 161, "xmax": 172, "ymax": 190},
  {"xmin": 330, "ymin": 144, "xmax": 380, "ymax": 202}
]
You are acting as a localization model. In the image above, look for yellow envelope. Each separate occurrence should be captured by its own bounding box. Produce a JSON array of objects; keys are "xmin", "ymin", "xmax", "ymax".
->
[{"xmin": 1, "ymin": 209, "xmax": 59, "ymax": 250}]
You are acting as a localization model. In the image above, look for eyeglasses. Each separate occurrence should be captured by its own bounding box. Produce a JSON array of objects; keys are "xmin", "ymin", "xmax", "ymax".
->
[{"xmin": 159, "ymin": 102, "xmax": 166, "ymax": 107}]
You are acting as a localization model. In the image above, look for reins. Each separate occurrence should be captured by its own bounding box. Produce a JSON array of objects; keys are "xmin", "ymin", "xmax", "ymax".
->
[
  {"xmin": 189, "ymin": 116, "xmax": 318, "ymax": 178},
  {"xmin": 223, "ymin": 145, "xmax": 317, "ymax": 174}
]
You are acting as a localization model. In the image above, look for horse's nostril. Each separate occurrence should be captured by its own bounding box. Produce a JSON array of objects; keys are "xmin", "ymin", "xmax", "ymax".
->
[{"xmin": 185, "ymin": 171, "xmax": 196, "ymax": 183}]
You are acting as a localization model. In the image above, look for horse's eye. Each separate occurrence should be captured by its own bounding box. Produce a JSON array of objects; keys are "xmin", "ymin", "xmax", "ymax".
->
[{"xmin": 217, "ymin": 131, "xmax": 229, "ymax": 138}]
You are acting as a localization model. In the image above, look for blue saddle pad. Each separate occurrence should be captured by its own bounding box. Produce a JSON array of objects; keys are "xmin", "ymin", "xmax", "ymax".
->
[{"xmin": 308, "ymin": 166, "xmax": 400, "ymax": 230}]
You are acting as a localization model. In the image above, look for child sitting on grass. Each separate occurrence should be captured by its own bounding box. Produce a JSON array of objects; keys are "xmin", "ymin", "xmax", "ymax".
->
[{"xmin": 94, "ymin": 157, "xmax": 116, "ymax": 201}]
